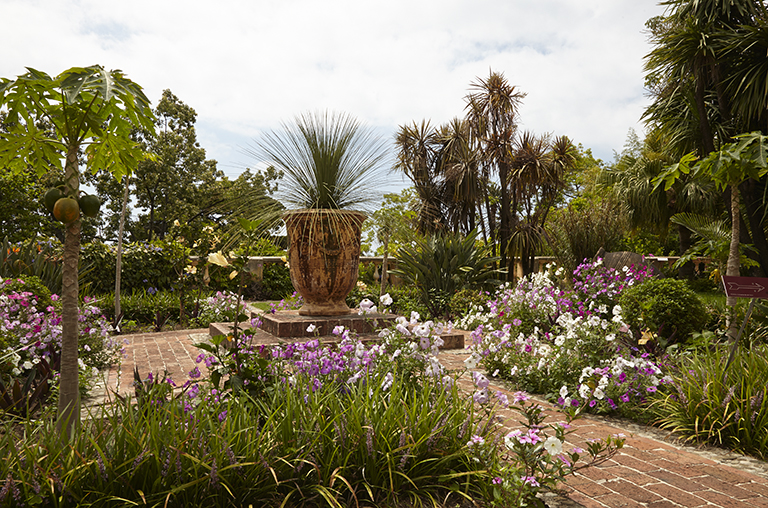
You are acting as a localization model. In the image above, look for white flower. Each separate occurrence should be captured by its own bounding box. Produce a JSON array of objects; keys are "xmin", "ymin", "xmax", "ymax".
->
[
  {"xmin": 381, "ymin": 372, "xmax": 394, "ymax": 391},
  {"xmin": 606, "ymin": 333, "xmax": 616, "ymax": 342},
  {"xmin": 410, "ymin": 311, "xmax": 421, "ymax": 323},
  {"xmin": 578, "ymin": 384, "xmax": 591, "ymax": 398},
  {"xmin": 380, "ymin": 293, "xmax": 393, "ymax": 306},
  {"xmin": 306, "ymin": 324, "xmax": 317, "ymax": 333},
  {"xmin": 504, "ymin": 430, "xmax": 522, "ymax": 449},
  {"xmin": 464, "ymin": 353, "xmax": 480, "ymax": 370},
  {"xmin": 559, "ymin": 385, "xmax": 569, "ymax": 398},
  {"xmin": 208, "ymin": 251, "xmax": 229, "ymax": 267},
  {"xmin": 543, "ymin": 436, "xmax": 563, "ymax": 455},
  {"xmin": 593, "ymin": 387, "xmax": 605, "ymax": 400}
]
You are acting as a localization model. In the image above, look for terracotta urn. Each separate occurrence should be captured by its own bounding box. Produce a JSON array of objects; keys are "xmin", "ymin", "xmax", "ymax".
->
[{"xmin": 283, "ymin": 209, "xmax": 366, "ymax": 316}]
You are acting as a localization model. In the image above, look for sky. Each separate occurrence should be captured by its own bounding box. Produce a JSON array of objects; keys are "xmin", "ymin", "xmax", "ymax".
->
[{"xmin": 2, "ymin": 0, "xmax": 667, "ymax": 193}]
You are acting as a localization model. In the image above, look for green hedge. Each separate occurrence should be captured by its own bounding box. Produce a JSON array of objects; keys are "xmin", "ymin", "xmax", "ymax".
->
[{"xmin": 81, "ymin": 240, "xmax": 189, "ymax": 294}]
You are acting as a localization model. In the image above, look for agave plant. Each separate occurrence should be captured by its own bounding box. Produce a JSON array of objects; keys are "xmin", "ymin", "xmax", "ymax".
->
[{"xmin": 392, "ymin": 230, "xmax": 500, "ymax": 319}]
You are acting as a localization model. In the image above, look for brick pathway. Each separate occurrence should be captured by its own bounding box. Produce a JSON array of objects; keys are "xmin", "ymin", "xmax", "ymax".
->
[{"xmin": 89, "ymin": 329, "xmax": 768, "ymax": 508}]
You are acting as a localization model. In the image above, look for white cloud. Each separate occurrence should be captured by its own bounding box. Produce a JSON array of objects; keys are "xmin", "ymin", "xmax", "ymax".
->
[{"xmin": 2, "ymin": 0, "xmax": 666, "ymax": 180}]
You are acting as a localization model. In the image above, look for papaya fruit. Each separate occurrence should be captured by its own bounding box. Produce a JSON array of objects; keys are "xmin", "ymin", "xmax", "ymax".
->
[
  {"xmin": 44, "ymin": 188, "xmax": 64, "ymax": 213},
  {"xmin": 53, "ymin": 197, "xmax": 80, "ymax": 223},
  {"xmin": 79, "ymin": 194, "xmax": 101, "ymax": 218}
]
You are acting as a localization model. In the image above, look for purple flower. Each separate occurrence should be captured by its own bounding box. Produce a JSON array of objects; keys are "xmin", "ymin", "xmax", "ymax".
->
[{"xmin": 473, "ymin": 388, "xmax": 489, "ymax": 404}]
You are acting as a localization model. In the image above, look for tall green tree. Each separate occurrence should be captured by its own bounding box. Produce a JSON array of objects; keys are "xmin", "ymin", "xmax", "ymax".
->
[
  {"xmin": 394, "ymin": 121, "xmax": 447, "ymax": 234},
  {"xmin": 602, "ymin": 129, "xmax": 717, "ymax": 277},
  {"xmin": 509, "ymin": 132, "xmax": 577, "ymax": 275},
  {"xmin": 436, "ymin": 118, "xmax": 483, "ymax": 235},
  {"xmin": 0, "ymin": 65, "xmax": 155, "ymax": 437},
  {"xmin": 656, "ymin": 131, "xmax": 768, "ymax": 338},
  {"xmin": 92, "ymin": 89, "xmax": 221, "ymax": 242}
]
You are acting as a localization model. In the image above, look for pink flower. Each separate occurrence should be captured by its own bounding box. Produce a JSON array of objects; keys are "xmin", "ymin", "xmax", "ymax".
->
[{"xmin": 522, "ymin": 476, "xmax": 539, "ymax": 487}]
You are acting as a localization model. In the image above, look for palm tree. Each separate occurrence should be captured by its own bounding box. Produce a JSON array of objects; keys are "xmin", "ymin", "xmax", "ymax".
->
[
  {"xmin": 465, "ymin": 71, "xmax": 526, "ymax": 278},
  {"xmin": 644, "ymin": 0, "xmax": 768, "ymax": 288},
  {"xmin": 645, "ymin": 0, "xmax": 767, "ymax": 152},
  {"xmin": 602, "ymin": 129, "xmax": 717, "ymax": 277}
]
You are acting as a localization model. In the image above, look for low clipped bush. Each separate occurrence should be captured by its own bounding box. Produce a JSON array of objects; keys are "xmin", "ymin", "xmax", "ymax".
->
[
  {"xmin": 98, "ymin": 289, "xmax": 182, "ymax": 326},
  {"xmin": 449, "ymin": 288, "xmax": 489, "ymax": 321},
  {"xmin": 619, "ymin": 277, "xmax": 708, "ymax": 346}
]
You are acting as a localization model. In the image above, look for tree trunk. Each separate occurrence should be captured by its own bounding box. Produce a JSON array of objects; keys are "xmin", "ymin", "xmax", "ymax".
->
[
  {"xmin": 677, "ymin": 225, "xmax": 695, "ymax": 279},
  {"xmin": 694, "ymin": 64, "xmax": 716, "ymax": 154},
  {"xmin": 57, "ymin": 146, "xmax": 81, "ymax": 439},
  {"xmin": 739, "ymin": 179, "xmax": 768, "ymax": 277},
  {"xmin": 726, "ymin": 183, "xmax": 741, "ymax": 341},
  {"xmin": 499, "ymin": 162, "xmax": 510, "ymax": 280},
  {"xmin": 115, "ymin": 181, "xmax": 130, "ymax": 320},
  {"xmin": 380, "ymin": 236, "xmax": 390, "ymax": 297}
]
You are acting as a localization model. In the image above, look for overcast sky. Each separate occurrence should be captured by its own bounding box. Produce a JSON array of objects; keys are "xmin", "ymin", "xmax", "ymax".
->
[{"xmin": 3, "ymin": 0, "xmax": 666, "ymax": 191}]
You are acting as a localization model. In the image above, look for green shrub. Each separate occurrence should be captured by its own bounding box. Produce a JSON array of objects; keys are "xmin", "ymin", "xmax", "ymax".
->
[
  {"xmin": 686, "ymin": 276, "xmax": 719, "ymax": 294},
  {"xmin": 259, "ymin": 263, "xmax": 294, "ymax": 300},
  {"xmin": 99, "ymin": 289, "xmax": 182, "ymax": 326},
  {"xmin": 386, "ymin": 284, "xmax": 429, "ymax": 318},
  {"xmin": 619, "ymin": 278, "xmax": 708, "ymax": 346},
  {"xmin": 81, "ymin": 240, "xmax": 190, "ymax": 295}
]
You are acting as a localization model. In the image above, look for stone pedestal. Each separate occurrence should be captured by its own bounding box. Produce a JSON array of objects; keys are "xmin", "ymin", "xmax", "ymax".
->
[{"xmin": 209, "ymin": 310, "xmax": 465, "ymax": 349}]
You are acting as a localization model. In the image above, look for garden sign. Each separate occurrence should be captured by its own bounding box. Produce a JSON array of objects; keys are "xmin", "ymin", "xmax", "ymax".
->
[{"xmin": 720, "ymin": 276, "xmax": 768, "ymax": 379}]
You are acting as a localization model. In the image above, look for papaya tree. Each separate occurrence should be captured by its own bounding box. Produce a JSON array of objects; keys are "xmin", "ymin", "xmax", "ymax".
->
[
  {"xmin": 0, "ymin": 66, "xmax": 155, "ymax": 437},
  {"xmin": 655, "ymin": 132, "xmax": 768, "ymax": 339}
]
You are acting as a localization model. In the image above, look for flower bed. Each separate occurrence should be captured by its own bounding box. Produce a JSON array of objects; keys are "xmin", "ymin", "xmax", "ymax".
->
[
  {"xmin": 461, "ymin": 261, "xmax": 668, "ymax": 418},
  {"xmin": 0, "ymin": 293, "xmax": 622, "ymax": 507}
]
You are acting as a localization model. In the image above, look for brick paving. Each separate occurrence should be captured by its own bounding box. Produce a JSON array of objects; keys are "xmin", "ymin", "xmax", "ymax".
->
[{"xmin": 89, "ymin": 328, "xmax": 768, "ymax": 508}]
